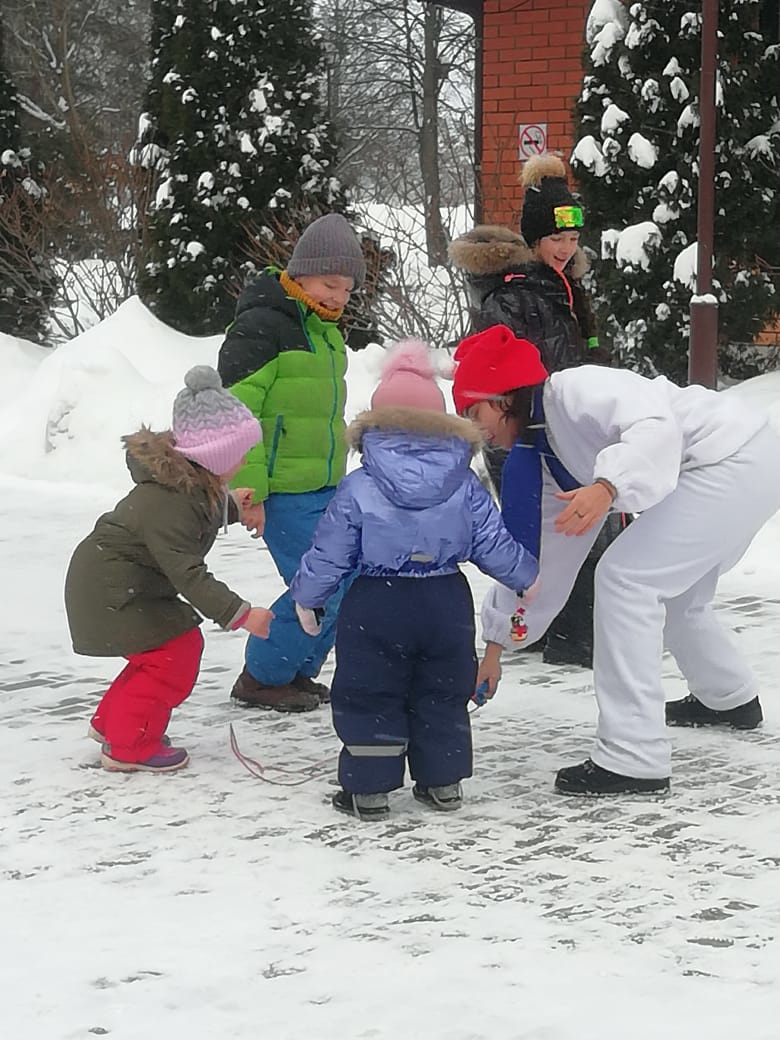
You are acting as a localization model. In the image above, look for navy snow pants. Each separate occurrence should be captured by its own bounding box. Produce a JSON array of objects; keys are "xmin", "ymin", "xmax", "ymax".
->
[{"xmin": 331, "ymin": 572, "xmax": 478, "ymax": 794}]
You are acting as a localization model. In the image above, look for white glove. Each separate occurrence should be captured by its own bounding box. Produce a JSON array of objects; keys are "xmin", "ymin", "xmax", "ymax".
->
[{"xmin": 295, "ymin": 603, "xmax": 323, "ymax": 637}]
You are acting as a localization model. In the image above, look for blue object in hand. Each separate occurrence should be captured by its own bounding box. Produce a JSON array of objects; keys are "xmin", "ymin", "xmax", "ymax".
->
[{"xmin": 473, "ymin": 680, "xmax": 489, "ymax": 707}]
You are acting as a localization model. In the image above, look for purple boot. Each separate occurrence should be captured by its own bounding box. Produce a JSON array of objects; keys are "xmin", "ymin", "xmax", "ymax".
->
[{"xmin": 101, "ymin": 744, "xmax": 190, "ymax": 773}]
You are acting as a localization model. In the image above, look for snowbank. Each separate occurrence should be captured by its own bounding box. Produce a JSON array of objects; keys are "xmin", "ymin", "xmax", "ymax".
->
[
  {"xmin": 1, "ymin": 294, "xmax": 776, "ymax": 489},
  {"xmin": 0, "ymin": 329, "xmax": 51, "ymax": 410},
  {"xmin": 0, "ymin": 296, "xmax": 454, "ymax": 488},
  {"xmin": 0, "ymin": 298, "xmax": 218, "ymax": 487}
]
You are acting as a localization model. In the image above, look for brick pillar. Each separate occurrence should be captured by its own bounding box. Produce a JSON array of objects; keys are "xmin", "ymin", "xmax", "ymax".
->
[{"xmin": 481, "ymin": 0, "xmax": 591, "ymax": 227}]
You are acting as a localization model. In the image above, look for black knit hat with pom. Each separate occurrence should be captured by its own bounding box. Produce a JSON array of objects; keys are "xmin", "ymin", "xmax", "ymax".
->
[{"xmin": 520, "ymin": 155, "xmax": 584, "ymax": 246}]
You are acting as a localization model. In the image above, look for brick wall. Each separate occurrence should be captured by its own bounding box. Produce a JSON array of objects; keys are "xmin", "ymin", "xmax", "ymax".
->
[{"xmin": 481, "ymin": 0, "xmax": 591, "ymax": 227}]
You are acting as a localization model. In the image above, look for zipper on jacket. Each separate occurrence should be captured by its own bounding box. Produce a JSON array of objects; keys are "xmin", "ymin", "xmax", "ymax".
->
[
  {"xmin": 297, "ymin": 302, "xmax": 316, "ymax": 352},
  {"xmin": 267, "ymin": 414, "xmax": 284, "ymax": 477},
  {"xmin": 554, "ymin": 268, "xmax": 575, "ymax": 315},
  {"xmin": 322, "ymin": 327, "xmax": 339, "ymax": 485}
]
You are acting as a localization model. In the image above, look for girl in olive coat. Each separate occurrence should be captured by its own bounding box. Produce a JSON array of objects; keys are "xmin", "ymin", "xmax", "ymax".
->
[{"xmin": 64, "ymin": 367, "xmax": 273, "ymax": 773}]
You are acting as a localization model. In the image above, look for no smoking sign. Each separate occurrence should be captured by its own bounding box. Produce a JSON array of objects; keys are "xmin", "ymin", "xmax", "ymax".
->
[{"xmin": 518, "ymin": 122, "xmax": 548, "ymax": 159}]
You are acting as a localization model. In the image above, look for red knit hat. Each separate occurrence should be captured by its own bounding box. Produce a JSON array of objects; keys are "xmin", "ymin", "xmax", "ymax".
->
[{"xmin": 452, "ymin": 325, "xmax": 549, "ymax": 415}]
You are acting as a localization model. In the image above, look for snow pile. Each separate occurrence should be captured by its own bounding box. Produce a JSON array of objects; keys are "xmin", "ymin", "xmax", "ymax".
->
[
  {"xmin": 0, "ymin": 296, "xmax": 453, "ymax": 488},
  {"xmin": 672, "ymin": 242, "xmax": 698, "ymax": 289},
  {"xmin": 0, "ymin": 329, "xmax": 50, "ymax": 411},
  {"xmin": 0, "ymin": 299, "xmax": 216, "ymax": 487},
  {"xmin": 572, "ymin": 135, "xmax": 607, "ymax": 176},
  {"xmin": 2, "ymin": 291, "xmax": 776, "ymax": 490},
  {"xmin": 613, "ymin": 221, "xmax": 662, "ymax": 270}
]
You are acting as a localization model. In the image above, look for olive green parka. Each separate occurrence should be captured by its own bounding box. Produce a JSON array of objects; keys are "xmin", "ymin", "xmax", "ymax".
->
[{"xmin": 65, "ymin": 429, "xmax": 249, "ymax": 657}]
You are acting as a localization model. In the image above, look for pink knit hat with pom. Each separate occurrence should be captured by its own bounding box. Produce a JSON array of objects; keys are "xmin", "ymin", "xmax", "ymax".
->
[
  {"xmin": 370, "ymin": 339, "xmax": 446, "ymax": 413},
  {"xmin": 172, "ymin": 366, "xmax": 261, "ymax": 476}
]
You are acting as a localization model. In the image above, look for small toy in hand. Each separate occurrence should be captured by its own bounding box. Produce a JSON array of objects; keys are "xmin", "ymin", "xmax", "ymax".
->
[
  {"xmin": 472, "ymin": 680, "xmax": 490, "ymax": 707},
  {"xmin": 510, "ymin": 607, "xmax": 528, "ymax": 642}
]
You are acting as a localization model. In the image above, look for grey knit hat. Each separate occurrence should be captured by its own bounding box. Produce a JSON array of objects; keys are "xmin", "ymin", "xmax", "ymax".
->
[
  {"xmin": 172, "ymin": 366, "xmax": 261, "ymax": 476},
  {"xmin": 286, "ymin": 213, "xmax": 366, "ymax": 287}
]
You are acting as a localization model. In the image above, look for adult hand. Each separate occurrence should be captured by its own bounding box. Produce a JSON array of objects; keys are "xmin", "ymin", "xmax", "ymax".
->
[
  {"xmin": 242, "ymin": 607, "xmax": 274, "ymax": 639},
  {"xmin": 242, "ymin": 500, "xmax": 266, "ymax": 539},
  {"xmin": 555, "ymin": 482, "xmax": 614, "ymax": 536},
  {"xmin": 520, "ymin": 578, "xmax": 540, "ymax": 605},
  {"xmin": 476, "ymin": 642, "xmax": 503, "ymax": 698}
]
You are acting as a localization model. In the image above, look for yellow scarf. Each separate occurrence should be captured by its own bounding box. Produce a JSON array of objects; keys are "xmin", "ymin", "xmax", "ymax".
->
[{"xmin": 279, "ymin": 270, "xmax": 344, "ymax": 322}]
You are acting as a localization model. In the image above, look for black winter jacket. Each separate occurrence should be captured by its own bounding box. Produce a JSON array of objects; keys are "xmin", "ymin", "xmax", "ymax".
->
[{"xmin": 449, "ymin": 224, "xmax": 607, "ymax": 374}]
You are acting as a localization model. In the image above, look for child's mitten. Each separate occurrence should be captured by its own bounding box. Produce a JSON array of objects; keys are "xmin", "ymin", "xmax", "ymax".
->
[{"xmin": 295, "ymin": 603, "xmax": 324, "ymax": 636}]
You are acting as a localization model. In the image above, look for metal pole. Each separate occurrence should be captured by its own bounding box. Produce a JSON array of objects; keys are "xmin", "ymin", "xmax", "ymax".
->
[{"xmin": 688, "ymin": 0, "xmax": 719, "ymax": 387}]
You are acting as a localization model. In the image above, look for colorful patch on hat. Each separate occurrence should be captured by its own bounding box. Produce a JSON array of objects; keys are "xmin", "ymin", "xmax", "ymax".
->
[{"xmin": 553, "ymin": 205, "xmax": 583, "ymax": 229}]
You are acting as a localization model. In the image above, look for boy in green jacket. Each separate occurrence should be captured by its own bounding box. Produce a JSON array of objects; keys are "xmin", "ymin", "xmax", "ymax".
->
[{"xmin": 218, "ymin": 213, "xmax": 366, "ymax": 712}]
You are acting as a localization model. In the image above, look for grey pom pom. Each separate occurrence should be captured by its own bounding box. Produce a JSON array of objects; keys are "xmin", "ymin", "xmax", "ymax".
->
[{"xmin": 184, "ymin": 365, "xmax": 223, "ymax": 392}]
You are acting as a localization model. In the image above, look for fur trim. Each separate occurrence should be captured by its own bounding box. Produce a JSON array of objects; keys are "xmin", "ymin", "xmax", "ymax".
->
[
  {"xmin": 347, "ymin": 407, "xmax": 482, "ymax": 455},
  {"xmin": 449, "ymin": 224, "xmax": 589, "ymax": 280},
  {"xmin": 123, "ymin": 428, "xmax": 225, "ymax": 510},
  {"xmin": 520, "ymin": 154, "xmax": 567, "ymax": 187},
  {"xmin": 568, "ymin": 247, "xmax": 589, "ymax": 280},
  {"xmin": 449, "ymin": 225, "xmax": 533, "ymax": 276}
]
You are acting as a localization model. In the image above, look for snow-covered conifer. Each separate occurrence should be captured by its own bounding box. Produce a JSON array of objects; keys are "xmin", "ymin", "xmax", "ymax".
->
[
  {"xmin": 137, "ymin": 0, "xmax": 345, "ymax": 335},
  {"xmin": 0, "ymin": 14, "xmax": 53, "ymax": 343},
  {"xmin": 573, "ymin": 0, "xmax": 780, "ymax": 380}
]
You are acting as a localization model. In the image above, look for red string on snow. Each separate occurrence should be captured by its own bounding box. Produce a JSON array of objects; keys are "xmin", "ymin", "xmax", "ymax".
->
[{"xmin": 229, "ymin": 723, "xmax": 333, "ymax": 786}]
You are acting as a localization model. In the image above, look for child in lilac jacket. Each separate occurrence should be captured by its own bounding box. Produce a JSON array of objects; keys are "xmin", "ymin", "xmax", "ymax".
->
[{"xmin": 290, "ymin": 341, "xmax": 537, "ymax": 820}]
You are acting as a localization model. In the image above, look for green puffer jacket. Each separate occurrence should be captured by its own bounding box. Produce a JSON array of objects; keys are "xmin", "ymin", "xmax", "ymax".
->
[
  {"xmin": 217, "ymin": 269, "xmax": 347, "ymax": 501},
  {"xmin": 64, "ymin": 430, "xmax": 248, "ymax": 657}
]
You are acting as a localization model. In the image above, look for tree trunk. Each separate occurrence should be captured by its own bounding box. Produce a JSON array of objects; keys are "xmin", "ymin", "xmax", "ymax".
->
[{"xmin": 420, "ymin": 4, "xmax": 448, "ymax": 267}]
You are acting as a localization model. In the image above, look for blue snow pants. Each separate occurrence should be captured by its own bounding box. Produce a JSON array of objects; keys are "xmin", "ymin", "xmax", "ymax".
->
[
  {"xmin": 245, "ymin": 488, "xmax": 349, "ymax": 686},
  {"xmin": 332, "ymin": 572, "xmax": 478, "ymax": 794}
]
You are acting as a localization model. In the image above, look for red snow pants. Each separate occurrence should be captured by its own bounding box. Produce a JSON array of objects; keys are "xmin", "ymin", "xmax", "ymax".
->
[{"xmin": 92, "ymin": 627, "xmax": 204, "ymax": 762}]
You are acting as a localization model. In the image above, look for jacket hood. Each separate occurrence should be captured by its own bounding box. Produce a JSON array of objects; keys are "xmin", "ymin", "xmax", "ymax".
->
[
  {"xmin": 347, "ymin": 407, "xmax": 481, "ymax": 509},
  {"xmin": 449, "ymin": 225, "xmax": 589, "ymax": 281},
  {"xmin": 234, "ymin": 268, "xmax": 297, "ymax": 321},
  {"xmin": 123, "ymin": 429, "xmax": 224, "ymax": 510}
]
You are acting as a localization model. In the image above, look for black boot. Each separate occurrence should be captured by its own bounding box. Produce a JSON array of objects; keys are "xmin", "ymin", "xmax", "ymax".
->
[
  {"xmin": 666, "ymin": 694, "xmax": 763, "ymax": 730},
  {"xmin": 412, "ymin": 782, "xmax": 463, "ymax": 811},
  {"xmin": 555, "ymin": 758, "xmax": 669, "ymax": 796},
  {"xmin": 332, "ymin": 789, "xmax": 390, "ymax": 820}
]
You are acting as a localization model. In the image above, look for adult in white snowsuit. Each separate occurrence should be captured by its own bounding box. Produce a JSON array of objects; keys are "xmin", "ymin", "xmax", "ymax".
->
[{"xmin": 452, "ymin": 324, "xmax": 780, "ymax": 795}]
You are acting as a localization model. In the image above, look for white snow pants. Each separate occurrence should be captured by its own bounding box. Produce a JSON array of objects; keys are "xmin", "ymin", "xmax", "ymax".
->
[{"xmin": 483, "ymin": 424, "xmax": 780, "ymax": 778}]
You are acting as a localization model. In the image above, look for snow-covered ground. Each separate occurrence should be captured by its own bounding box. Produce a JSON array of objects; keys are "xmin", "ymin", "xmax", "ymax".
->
[{"xmin": 3, "ymin": 302, "xmax": 780, "ymax": 1038}]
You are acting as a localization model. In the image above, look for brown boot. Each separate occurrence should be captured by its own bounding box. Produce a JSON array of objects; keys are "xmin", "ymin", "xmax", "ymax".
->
[
  {"xmin": 293, "ymin": 673, "xmax": 331, "ymax": 704},
  {"xmin": 230, "ymin": 669, "xmax": 319, "ymax": 713}
]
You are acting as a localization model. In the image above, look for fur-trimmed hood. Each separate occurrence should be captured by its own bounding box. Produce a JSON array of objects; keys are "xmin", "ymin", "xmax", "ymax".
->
[
  {"xmin": 347, "ymin": 407, "xmax": 482, "ymax": 510},
  {"xmin": 449, "ymin": 224, "xmax": 588, "ymax": 281},
  {"xmin": 347, "ymin": 406, "xmax": 482, "ymax": 455},
  {"xmin": 123, "ymin": 428, "xmax": 224, "ymax": 511}
]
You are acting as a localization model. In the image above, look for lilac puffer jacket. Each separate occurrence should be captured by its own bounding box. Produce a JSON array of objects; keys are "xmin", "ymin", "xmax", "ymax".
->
[{"xmin": 290, "ymin": 407, "xmax": 538, "ymax": 608}]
